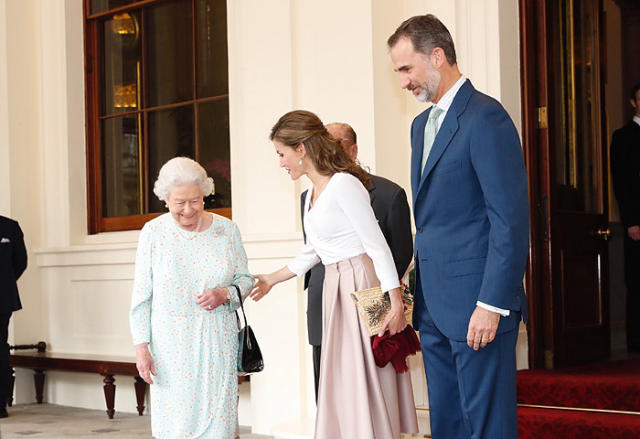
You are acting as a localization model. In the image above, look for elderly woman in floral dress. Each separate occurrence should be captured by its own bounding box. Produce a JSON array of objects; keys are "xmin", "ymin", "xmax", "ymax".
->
[{"xmin": 130, "ymin": 157, "xmax": 253, "ymax": 439}]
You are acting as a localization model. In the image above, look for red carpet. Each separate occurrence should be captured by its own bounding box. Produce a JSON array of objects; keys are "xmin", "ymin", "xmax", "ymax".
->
[
  {"xmin": 518, "ymin": 358, "xmax": 640, "ymax": 411},
  {"xmin": 518, "ymin": 407, "xmax": 640, "ymax": 439},
  {"xmin": 517, "ymin": 358, "xmax": 640, "ymax": 438}
]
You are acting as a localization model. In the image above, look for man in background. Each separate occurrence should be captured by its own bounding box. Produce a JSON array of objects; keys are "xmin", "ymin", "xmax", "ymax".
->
[
  {"xmin": 0, "ymin": 215, "xmax": 27, "ymax": 417},
  {"xmin": 610, "ymin": 82, "xmax": 640, "ymax": 353},
  {"xmin": 301, "ymin": 122, "xmax": 413, "ymax": 400}
]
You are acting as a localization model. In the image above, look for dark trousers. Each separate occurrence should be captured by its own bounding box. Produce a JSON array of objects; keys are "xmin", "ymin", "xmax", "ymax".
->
[
  {"xmin": 312, "ymin": 344, "xmax": 321, "ymax": 403},
  {"xmin": 417, "ymin": 301, "xmax": 518, "ymax": 439},
  {"xmin": 625, "ymin": 236, "xmax": 640, "ymax": 351},
  {"xmin": 0, "ymin": 312, "xmax": 11, "ymax": 407}
]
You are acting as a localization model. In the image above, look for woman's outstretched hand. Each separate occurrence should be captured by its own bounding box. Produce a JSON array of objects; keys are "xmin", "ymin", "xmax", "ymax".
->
[
  {"xmin": 250, "ymin": 267, "xmax": 296, "ymax": 301},
  {"xmin": 250, "ymin": 274, "xmax": 275, "ymax": 301}
]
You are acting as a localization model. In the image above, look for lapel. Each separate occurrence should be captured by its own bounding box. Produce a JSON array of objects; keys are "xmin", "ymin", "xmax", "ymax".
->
[
  {"xmin": 416, "ymin": 79, "xmax": 474, "ymax": 196},
  {"xmin": 411, "ymin": 113, "xmax": 427, "ymax": 201}
]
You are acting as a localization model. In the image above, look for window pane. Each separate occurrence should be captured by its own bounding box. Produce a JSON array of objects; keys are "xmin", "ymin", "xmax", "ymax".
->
[
  {"xmin": 198, "ymin": 99, "xmax": 230, "ymax": 209},
  {"xmin": 147, "ymin": 105, "xmax": 195, "ymax": 212},
  {"xmin": 196, "ymin": 0, "xmax": 228, "ymax": 98},
  {"xmin": 101, "ymin": 115, "xmax": 142, "ymax": 217},
  {"xmin": 91, "ymin": 0, "xmax": 137, "ymax": 15},
  {"xmin": 101, "ymin": 11, "xmax": 141, "ymax": 116},
  {"xmin": 146, "ymin": 0, "xmax": 194, "ymax": 107}
]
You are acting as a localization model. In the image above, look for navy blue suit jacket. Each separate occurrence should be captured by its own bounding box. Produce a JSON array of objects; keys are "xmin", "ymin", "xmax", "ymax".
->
[{"xmin": 411, "ymin": 80, "xmax": 529, "ymax": 341}]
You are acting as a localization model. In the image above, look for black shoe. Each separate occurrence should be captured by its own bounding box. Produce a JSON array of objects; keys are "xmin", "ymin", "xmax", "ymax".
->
[{"xmin": 0, "ymin": 407, "xmax": 7, "ymax": 418}]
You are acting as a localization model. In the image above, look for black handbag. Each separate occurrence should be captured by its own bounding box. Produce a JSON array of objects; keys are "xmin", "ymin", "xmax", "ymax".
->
[{"xmin": 230, "ymin": 284, "xmax": 264, "ymax": 375}]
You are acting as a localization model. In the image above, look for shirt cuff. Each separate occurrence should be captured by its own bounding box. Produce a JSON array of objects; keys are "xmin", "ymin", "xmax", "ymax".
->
[
  {"xmin": 287, "ymin": 261, "xmax": 307, "ymax": 277},
  {"xmin": 476, "ymin": 301, "xmax": 510, "ymax": 317},
  {"xmin": 380, "ymin": 281, "xmax": 401, "ymax": 294}
]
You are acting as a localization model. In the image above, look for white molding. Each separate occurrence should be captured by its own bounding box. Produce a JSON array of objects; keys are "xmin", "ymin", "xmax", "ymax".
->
[
  {"xmin": 34, "ymin": 232, "xmax": 305, "ymax": 267},
  {"xmin": 0, "ymin": 0, "xmax": 10, "ymax": 216}
]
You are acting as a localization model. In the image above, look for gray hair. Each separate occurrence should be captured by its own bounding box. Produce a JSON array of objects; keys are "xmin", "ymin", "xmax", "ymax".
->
[
  {"xmin": 387, "ymin": 14, "xmax": 457, "ymax": 65},
  {"xmin": 153, "ymin": 157, "xmax": 214, "ymax": 201}
]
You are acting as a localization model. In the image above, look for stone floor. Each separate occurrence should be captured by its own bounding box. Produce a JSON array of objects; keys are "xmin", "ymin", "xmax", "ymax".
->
[{"xmin": 0, "ymin": 404, "xmax": 273, "ymax": 439}]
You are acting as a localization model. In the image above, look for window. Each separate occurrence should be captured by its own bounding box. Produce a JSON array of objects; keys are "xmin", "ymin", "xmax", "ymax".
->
[{"xmin": 84, "ymin": 0, "xmax": 230, "ymax": 233}]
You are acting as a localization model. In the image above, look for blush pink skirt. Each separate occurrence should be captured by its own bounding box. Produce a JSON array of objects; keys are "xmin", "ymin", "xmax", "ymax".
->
[{"xmin": 315, "ymin": 253, "xmax": 418, "ymax": 439}]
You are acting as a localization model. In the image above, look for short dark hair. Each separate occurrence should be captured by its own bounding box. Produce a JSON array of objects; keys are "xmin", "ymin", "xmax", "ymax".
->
[
  {"xmin": 387, "ymin": 14, "xmax": 457, "ymax": 65},
  {"xmin": 631, "ymin": 83, "xmax": 640, "ymax": 100}
]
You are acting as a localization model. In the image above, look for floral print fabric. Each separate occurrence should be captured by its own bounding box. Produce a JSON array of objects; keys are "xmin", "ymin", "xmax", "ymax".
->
[{"xmin": 130, "ymin": 213, "xmax": 254, "ymax": 439}]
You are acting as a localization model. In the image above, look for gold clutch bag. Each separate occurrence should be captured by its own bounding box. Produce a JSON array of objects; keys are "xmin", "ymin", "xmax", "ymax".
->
[{"xmin": 350, "ymin": 286, "xmax": 414, "ymax": 336}]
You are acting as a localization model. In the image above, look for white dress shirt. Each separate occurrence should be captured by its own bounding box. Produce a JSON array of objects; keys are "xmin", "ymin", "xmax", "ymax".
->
[
  {"xmin": 428, "ymin": 74, "xmax": 467, "ymax": 133},
  {"xmin": 427, "ymin": 76, "xmax": 510, "ymax": 317},
  {"xmin": 288, "ymin": 172, "xmax": 401, "ymax": 293},
  {"xmin": 633, "ymin": 115, "xmax": 640, "ymax": 127}
]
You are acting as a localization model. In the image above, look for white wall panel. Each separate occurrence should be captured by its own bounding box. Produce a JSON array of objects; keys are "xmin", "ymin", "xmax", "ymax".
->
[{"xmin": 0, "ymin": 0, "xmax": 10, "ymax": 216}]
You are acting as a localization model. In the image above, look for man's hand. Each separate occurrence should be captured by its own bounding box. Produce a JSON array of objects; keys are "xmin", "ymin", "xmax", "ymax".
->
[
  {"xmin": 628, "ymin": 225, "xmax": 640, "ymax": 241},
  {"xmin": 466, "ymin": 306, "xmax": 500, "ymax": 351}
]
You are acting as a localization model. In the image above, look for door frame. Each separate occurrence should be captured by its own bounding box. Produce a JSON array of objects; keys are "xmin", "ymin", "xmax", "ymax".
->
[
  {"xmin": 519, "ymin": 0, "xmax": 550, "ymax": 369},
  {"xmin": 519, "ymin": 0, "xmax": 611, "ymax": 369}
]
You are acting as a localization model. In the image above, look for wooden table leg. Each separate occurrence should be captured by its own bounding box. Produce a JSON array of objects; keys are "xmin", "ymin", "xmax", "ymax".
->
[
  {"xmin": 102, "ymin": 374, "xmax": 115, "ymax": 419},
  {"xmin": 7, "ymin": 366, "xmax": 14, "ymax": 407},
  {"xmin": 34, "ymin": 369, "xmax": 45, "ymax": 403},
  {"xmin": 134, "ymin": 376, "xmax": 146, "ymax": 415}
]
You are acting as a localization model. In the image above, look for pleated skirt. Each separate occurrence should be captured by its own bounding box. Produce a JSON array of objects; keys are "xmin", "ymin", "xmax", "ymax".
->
[{"xmin": 315, "ymin": 253, "xmax": 419, "ymax": 439}]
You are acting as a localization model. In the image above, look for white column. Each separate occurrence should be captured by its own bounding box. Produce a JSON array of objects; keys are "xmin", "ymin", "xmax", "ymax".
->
[
  {"xmin": 4, "ymin": 0, "xmax": 47, "ymax": 404},
  {"xmin": 39, "ymin": 0, "xmax": 71, "ymax": 247},
  {"xmin": 227, "ymin": 0, "xmax": 311, "ymax": 434},
  {"xmin": 0, "ymin": 0, "xmax": 10, "ymax": 216}
]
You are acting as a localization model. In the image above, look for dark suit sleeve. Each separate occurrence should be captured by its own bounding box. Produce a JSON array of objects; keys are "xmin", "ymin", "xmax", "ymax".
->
[
  {"xmin": 385, "ymin": 188, "xmax": 413, "ymax": 280},
  {"xmin": 300, "ymin": 192, "xmax": 308, "ymax": 241},
  {"xmin": 12, "ymin": 222, "xmax": 27, "ymax": 280},
  {"xmin": 611, "ymin": 130, "xmax": 639, "ymax": 228},
  {"xmin": 300, "ymin": 191, "xmax": 311, "ymax": 290}
]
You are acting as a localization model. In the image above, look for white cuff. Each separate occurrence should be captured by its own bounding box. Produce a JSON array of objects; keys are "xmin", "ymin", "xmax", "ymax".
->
[
  {"xmin": 287, "ymin": 261, "xmax": 306, "ymax": 277},
  {"xmin": 476, "ymin": 301, "xmax": 510, "ymax": 317}
]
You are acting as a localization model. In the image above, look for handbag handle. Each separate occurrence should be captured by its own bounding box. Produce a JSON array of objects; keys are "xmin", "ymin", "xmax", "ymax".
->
[{"xmin": 229, "ymin": 284, "xmax": 248, "ymax": 329}]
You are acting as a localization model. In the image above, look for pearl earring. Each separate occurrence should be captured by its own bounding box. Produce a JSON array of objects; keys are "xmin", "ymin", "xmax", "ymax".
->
[{"xmin": 298, "ymin": 159, "xmax": 303, "ymax": 166}]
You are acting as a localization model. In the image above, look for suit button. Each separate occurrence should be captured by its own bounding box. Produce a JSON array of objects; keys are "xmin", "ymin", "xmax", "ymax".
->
[{"xmin": 417, "ymin": 227, "xmax": 423, "ymax": 233}]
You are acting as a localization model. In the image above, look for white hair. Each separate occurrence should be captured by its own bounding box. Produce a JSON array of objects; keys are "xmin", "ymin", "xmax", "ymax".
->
[{"xmin": 153, "ymin": 157, "xmax": 214, "ymax": 202}]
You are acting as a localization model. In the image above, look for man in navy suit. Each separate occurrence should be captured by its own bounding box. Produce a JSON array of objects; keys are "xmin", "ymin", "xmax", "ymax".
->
[
  {"xmin": 0, "ymin": 216, "xmax": 26, "ymax": 417},
  {"xmin": 301, "ymin": 122, "xmax": 413, "ymax": 400},
  {"xmin": 388, "ymin": 15, "xmax": 529, "ymax": 439}
]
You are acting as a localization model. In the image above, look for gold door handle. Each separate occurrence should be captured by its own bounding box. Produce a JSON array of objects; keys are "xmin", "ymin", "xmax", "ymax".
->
[{"xmin": 596, "ymin": 228, "xmax": 611, "ymax": 240}]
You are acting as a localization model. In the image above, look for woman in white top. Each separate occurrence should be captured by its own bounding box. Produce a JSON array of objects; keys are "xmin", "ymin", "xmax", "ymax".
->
[{"xmin": 252, "ymin": 110, "xmax": 418, "ymax": 439}]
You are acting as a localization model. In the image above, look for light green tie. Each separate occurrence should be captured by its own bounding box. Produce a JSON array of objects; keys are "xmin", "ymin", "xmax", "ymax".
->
[{"xmin": 421, "ymin": 106, "xmax": 444, "ymax": 176}]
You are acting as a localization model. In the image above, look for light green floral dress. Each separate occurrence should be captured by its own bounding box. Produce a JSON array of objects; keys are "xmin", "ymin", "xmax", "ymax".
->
[{"xmin": 130, "ymin": 213, "xmax": 254, "ymax": 439}]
